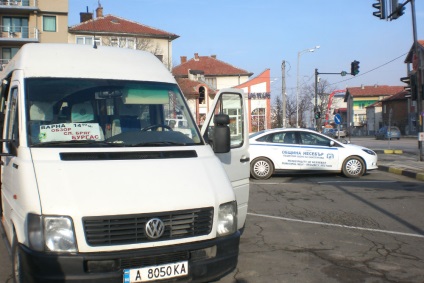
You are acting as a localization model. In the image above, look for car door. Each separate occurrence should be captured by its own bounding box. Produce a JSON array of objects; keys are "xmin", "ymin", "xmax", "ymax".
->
[
  {"xmin": 201, "ymin": 88, "xmax": 249, "ymax": 230},
  {"xmin": 264, "ymin": 131, "xmax": 301, "ymax": 170},
  {"xmin": 298, "ymin": 131, "xmax": 340, "ymax": 171}
]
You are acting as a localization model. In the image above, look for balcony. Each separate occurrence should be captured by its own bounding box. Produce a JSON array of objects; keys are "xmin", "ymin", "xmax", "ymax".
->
[
  {"xmin": 0, "ymin": 0, "xmax": 38, "ymax": 12},
  {"xmin": 0, "ymin": 26, "xmax": 39, "ymax": 43}
]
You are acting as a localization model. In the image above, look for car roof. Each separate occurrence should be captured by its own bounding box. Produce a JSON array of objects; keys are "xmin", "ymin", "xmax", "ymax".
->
[{"xmin": 249, "ymin": 128, "xmax": 319, "ymax": 137}]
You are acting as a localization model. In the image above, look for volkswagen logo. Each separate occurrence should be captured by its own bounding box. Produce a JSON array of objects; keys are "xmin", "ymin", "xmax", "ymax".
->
[{"xmin": 145, "ymin": 218, "xmax": 165, "ymax": 239}]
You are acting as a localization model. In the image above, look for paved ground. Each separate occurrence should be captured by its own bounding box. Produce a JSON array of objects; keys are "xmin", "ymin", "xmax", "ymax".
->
[{"xmin": 376, "ymin": 151, "xmax": 424, "ymax": 181}]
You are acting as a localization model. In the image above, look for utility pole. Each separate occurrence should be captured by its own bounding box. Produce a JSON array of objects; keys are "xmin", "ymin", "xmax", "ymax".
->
[{"xmin": 281, "ymin": 61, "xmax": 286, "ymax": 127}]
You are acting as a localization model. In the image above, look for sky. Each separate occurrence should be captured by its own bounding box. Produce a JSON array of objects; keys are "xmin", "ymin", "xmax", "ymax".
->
[{"xmin": 68, "ymin": 0, "xmax": 424, "ymax": 99}]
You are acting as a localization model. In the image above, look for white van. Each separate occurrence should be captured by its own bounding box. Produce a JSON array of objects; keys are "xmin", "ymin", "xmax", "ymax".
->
[{"xmin": 0, "ymin": 43, "xmax": 250, "ymax": 283}]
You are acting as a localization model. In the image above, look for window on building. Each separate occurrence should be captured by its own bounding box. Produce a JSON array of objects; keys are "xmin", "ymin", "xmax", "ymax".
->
[
  {"xmin": 127, "ymin": 38, "xmax": 135, "ymax": 49},
  {"xmin": 110, "ymin": 37, "xmax": 118, "ymax": 47},
  {"xmin": 2, "ymin": 17, "xmax": 28, "ymax": 33},
  {"xmin": 43, "ymin": 16, "xmax": 56, "ymax": 32},
  {"xmin": 205, "ymin": 77, "xmax": 217, "ymax": 89},
  {"xmin": 199, "ymin": 86, "xmax": 206, "ymax": 105},
  {"xmin": 2, "ymin": 47, "xmax": 19, "ymax": 62},
  {"xmin": 76, "ymin": 36, "xmax": 100, "ymax": 46},
  {"xmin": 251, "ymin": 107, "xmax": 266, "ymax": 132}
]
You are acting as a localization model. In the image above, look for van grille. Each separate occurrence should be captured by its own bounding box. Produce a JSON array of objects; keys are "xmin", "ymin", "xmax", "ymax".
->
[{"xmin": 82, "ymin": 207, "xmax": 213, "ymax": 247}]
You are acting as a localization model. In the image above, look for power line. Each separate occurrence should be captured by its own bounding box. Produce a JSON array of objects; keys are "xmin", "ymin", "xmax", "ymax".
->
[{"xmin": 330, "ymin": 52, "xmax": 408, "ymax": 86}]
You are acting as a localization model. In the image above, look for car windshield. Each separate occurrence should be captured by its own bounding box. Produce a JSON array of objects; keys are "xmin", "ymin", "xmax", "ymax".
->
[{"xmin": 25, "ymin": 78, "xmax": 202, "ymax": 147}]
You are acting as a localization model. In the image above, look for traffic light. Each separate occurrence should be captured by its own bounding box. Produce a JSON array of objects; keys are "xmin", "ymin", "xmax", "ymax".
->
[
  {"xmin": 400, "ymin": 73, "xmax": 417, "ymax": 100},
  {"xmin": 315, "ymin": 112, "xmax": 321, "ymax": 119},
  {"xmin": 391, "ymin": 0, "xmax": 405, "ymax": 20},
  {"xmin": 351, "ymin": 60, "xmax": 360, "ymax": 76},
  {"xmin": 372, "ymin": 0, "xmax": 386, "ymax": 19}
]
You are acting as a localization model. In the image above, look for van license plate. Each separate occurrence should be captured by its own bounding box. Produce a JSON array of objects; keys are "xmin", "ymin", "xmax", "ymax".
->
[{"xmin": 123, "ymin": 261, "xmax": 188, "ymax": 282}]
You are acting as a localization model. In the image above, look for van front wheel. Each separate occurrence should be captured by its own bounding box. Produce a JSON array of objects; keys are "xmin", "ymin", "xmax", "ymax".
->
[{"xmin": 12, "ymin": 234, "xmax": 25, "ymax": 283}]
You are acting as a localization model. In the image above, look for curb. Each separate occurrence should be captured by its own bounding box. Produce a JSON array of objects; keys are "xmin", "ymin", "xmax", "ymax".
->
[{"xmin": 378, "ymin": 165, "xmax": 424, "ymax": 181}]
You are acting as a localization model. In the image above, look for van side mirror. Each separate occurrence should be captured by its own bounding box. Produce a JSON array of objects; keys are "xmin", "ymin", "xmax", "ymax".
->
[{"xmin": 212, "ymin": 114, "xmax": 231, "ymax": 153}]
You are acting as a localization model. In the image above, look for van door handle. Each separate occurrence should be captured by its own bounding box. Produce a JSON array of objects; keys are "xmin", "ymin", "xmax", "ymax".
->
[
  {"xmin": 12, "ymin": 163, "xmax": 18, "ymax": 169},
  {"xmin": 240, "ymin": 156, "xmax": 250, "ymax": 163}
]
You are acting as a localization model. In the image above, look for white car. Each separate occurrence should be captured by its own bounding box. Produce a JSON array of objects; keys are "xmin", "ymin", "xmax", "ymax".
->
[{"xmin": 249, "ymin": 128, "xmax": 378, "ymax": 179}]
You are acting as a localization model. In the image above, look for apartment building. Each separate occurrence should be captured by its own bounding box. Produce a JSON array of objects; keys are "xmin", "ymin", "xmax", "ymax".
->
[
  {"xmin": 0, "ymin": 0, "xmax": 68, "ymax": 68},
  {"xmin": 68, "ymin": 4, "xmax": 179, "ymax": 70}
]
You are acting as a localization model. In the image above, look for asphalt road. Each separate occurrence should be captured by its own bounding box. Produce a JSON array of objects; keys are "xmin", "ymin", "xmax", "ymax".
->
[{"xmin": 217, "ymin": 170, "xmax": 424, "ymax": 283}]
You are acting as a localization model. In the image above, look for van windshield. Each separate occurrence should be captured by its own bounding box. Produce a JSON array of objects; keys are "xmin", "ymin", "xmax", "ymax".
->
[{"xmin": 25, "ymin": 78, "xmax": 202, "ymax": 147}]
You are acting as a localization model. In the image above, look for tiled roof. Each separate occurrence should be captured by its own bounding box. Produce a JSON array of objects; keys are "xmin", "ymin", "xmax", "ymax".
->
[
  {"xmin": 176, "ymin": 78, "xmax": 216, "ymax": 96},
  {"xmin": 366, "ymin": 101, "xmax": 383, "ymax": 108},
  {"xmin": 173, "ymin": 54, "xmax": 253, "ymax": 77},
  {"xmin": 69, "ymin": 15, "xmax": 179, "ymax": 40},
  {"xmin": 346, "ymin": 85, "xmax": 404, "ymax": 97},
  {"xmin": 382, "ymin": 91, "xmax": 409, "ymax": 101}
]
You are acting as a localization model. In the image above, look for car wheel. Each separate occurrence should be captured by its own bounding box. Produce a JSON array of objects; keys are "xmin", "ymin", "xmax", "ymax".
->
[
  {"xmin": 12, "ymin": 234, "xmax": 25, "ymax": 283},
  {"xmin": 250, "ymin": 157, "xmax": 274, "ymax": 180},
  {"xmin": 342, "ymin": 156, "xmax": 365, "ymax": 178}
]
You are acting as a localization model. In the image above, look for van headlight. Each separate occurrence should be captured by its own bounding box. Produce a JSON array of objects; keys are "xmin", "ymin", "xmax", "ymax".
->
[
  {"xmin": 28, "ymin": 214, "xmax": 77, "ymax": 252},
  {"xmin": 216, "ymin": 201, "xmax": 237, "ymax": 237}
]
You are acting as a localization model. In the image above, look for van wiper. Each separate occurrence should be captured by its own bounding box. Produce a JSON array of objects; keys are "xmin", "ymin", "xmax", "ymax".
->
[
  {"xmin": 32, "ymin": 140, "xmax": 126, "ymax": 147},
  {"xmin": 132, "ymin": 141, "xmax": 190, "ymax": 147}
]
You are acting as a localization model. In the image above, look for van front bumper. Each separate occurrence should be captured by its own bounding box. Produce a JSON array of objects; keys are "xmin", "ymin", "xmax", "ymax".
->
[{"xmin": 18, "ymin": 232, "xmax": 240, "ymax": 283}]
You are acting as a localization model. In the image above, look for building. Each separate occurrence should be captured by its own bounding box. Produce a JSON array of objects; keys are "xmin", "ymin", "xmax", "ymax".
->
[
  {"xmin": 68, "ymin": 3, "xmax": 179, "ymax": 69},
  {"xmin": 365, "ymin": 101, "xmax": 382, "ymax": 136},
  {"xmin": 0, "ymin": 0, "xmax": 68, "ymax": 68},
  {"xmin": 173, "ymin": 53, "xmax": 254, "ymax": 126},
  {"xmin": 403, "ymin": 40, "xmax": 424, "ymax": 135},
  {"xmin": 236, "ymin": 69, "xmax": 271, "ymax": 132},
  {"xmin": 344, "ymin": 85, "xmax": 404, "ymax": 136},
  {"xmin": 380, "ymin": 91, "xmax": 410, "ymax": 135}
]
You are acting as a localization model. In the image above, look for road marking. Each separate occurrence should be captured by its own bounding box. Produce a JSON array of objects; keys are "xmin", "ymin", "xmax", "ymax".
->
[{"xmin": 248, "ymin": 212, "xmax": 424, "ymax": 239}]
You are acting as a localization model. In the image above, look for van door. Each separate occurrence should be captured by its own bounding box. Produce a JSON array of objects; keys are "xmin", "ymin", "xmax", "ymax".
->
[
  {"xmin": 201, "ymin": 88, "xmax": 249, "ymax": 231},
  {"xmin": 1, "ymin": 81, "xmax": 21, "ymax": 240}
]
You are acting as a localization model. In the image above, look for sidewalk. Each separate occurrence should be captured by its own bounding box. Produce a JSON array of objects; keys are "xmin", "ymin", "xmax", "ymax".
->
[{"xmin": 374, "ymin": 150, "xmax": 424, "ymax": 181}]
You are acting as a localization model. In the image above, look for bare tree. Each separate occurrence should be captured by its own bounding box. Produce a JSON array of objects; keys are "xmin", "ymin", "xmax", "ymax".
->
[
  {"xmin": 285, "ymin": 93, "xmax": 297, "ymax": 127},
  {"xmin": 271, "ymin": 95, "xmax": 283, "ymax": 128},
  {"xmin": 302, "ymin": 79, "xmax": 336, "ymax": 130}
]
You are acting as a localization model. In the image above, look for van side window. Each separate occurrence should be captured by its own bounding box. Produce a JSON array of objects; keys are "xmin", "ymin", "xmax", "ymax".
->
[
  {"xmin": 6, "ymin": 87, "xmax": 19, "ymax": 150},
  {"xmin": 208, "ymin": 93, "xmax": 244, "ymax": 148}
]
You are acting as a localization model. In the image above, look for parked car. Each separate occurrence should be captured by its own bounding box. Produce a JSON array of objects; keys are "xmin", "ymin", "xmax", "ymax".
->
[
  {"xmin": 375, "ymin": 126, "xmax": 401, "ymax": 140},
  {"xmin": 322, "ymin": 128, "xmax": 336, "ymax": 138},
  {"xmin": 249, "ymin": 128, "xmax": 378, "ymax": 180},
  {"xmin": 335, "ymin": 128, "xmax": 347, "ymax": 138}
]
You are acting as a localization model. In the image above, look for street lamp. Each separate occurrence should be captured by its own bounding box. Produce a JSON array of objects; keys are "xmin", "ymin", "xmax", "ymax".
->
[{"xmin": 296, "ymin": 45, "xmax": 320, "ymax": 127}]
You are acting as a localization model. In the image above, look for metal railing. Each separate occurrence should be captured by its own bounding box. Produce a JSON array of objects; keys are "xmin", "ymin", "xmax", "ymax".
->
[
  {"xmin": 0, "ymin": 0, "xmax": 36, "ymax": 7},
  {"xmin": 0, "ymin": 26, "xmax": 38, "ymax": 40}
]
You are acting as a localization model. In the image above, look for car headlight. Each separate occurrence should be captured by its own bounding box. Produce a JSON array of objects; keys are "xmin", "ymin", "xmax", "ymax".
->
[
  {"xmin": 216, "ymin": 201, "xmax": 237, "ymax": 237},
  {"xmin": 28, "ymin": 214, "xmax": 77, "ymax": 252},
  {"xmin": 362, "ymin": 149, "xmax": 376, "ymax": 155}
]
